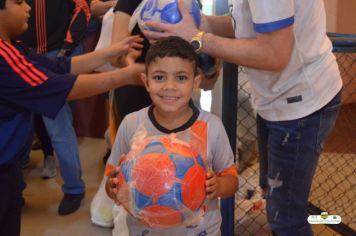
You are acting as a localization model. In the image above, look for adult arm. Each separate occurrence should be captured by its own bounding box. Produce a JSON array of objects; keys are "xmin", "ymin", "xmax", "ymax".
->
[
  {"xmin": 144, "ymin": 0, "xmax": 293, "ymax": 72},
  {"xmin": 91, "ymin": 0, "xmax": 117, "ymax": 18}
]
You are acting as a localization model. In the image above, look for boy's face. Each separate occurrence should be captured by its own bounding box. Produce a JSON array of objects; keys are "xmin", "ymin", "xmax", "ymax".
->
[
  {"xmin": 0, "ymin": 0, "xmax": 30, "ymax": 41},
  {"xmin": 141, "ymin": 57, "xmax": 201, "ymax": 116}
]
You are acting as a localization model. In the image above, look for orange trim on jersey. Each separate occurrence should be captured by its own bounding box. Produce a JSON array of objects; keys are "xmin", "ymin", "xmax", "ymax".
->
[
  {"xmin": 217, "ymin": 165, "xmax": 238, "ymax": 177},
  {"xmin": 190, "ymin": 121, "xmax": 208, "ymax": 163},
  {"xmin": 36, "ymin": 0, "xmax": 47, "ymax": 54},
  {"xmin": 0, "ymin": 41, "xmax": 48, "ymax": 86},
  {"xmin": 105, "ymin": 163, "xmax": 116, "ymax": 177},
  {"xmin": 65, "ymin": 0, "xmax": 91, "ymax": 44}
]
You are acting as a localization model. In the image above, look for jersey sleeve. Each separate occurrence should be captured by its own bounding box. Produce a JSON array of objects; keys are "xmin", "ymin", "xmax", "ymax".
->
[
  {"xmin": 105, "ymin": 115, "xmax": 132, "ymax": 176},
  {"xmin": 248, "ymin": 0, "xmax": 294, "ymax": 33},
  {"xmin": 114, "ymin": 0, "xmax": 141, "ymax": 15},
  {"xmin": 210, "ymin": 118, "xmax": 237, "ymax": 176},
  {"xmin": 0, "ymin": 41, "xmax": 76, "ymax": 119}
]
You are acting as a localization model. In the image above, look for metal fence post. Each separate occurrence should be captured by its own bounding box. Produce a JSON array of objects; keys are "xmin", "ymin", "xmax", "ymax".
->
[{"xmin": 221, "ymin": 62, "xmax": 238, "ymax": 236}]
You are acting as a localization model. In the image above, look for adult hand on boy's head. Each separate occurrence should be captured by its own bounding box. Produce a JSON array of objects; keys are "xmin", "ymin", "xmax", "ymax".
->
[{"xmin": 143, "ymin": 0, "xmax": 199, "ymax": 44}]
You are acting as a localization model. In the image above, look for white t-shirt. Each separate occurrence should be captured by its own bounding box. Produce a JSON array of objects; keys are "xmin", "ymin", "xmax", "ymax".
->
[
  {"xmin": 107, "ymin": 105, "xmax": 236, "ymax": 236},
  {"xmin": 229, "ymin": 0, "xmax": 342, "ymax": 121}
]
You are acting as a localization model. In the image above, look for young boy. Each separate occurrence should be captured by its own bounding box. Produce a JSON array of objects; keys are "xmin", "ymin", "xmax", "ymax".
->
[
  {"xmin": 106, "ymin": 36, "xmax": 238, "ymax": 236},
  {"xmin": 0, "ymin": 0, "xmax": 144, "ymax": 235}
]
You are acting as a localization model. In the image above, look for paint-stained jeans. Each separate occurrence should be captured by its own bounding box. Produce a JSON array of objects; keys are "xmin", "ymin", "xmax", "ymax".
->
[{"xmin": 257, "ymin": 91, "xmax": 341, "ymax": 236}]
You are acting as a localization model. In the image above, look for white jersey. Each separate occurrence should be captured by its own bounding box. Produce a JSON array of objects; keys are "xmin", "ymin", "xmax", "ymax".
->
[
  {"xmin": 229, "ymin": 0, "xmax": 342, "ymax": 121},
  {"xmin": 107, "ymin": 104, "xmax": 237, "ymax": 236}
]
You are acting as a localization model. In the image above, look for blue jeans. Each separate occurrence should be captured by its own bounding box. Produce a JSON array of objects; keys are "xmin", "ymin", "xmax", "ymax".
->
[
  {"xmin": 42, "ymin": 103, "xmax": 84, "ymax": 194},
  {"xmin": 42, "ymin": 46, "xmax": 85, "ymax": 194},
  {"xmin": 257, "ymin": 91, "xmax": 341, "ymax": 236}
]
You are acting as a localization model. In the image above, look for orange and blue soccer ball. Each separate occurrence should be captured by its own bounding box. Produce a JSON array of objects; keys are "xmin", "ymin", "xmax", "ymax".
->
[
  {"xmin": 116, "ymin": 136, "xmax": 206, "ymax": 228},
  {"xmin": 137, "ymin": 0, "xmax": 201, "ymax": 31}
]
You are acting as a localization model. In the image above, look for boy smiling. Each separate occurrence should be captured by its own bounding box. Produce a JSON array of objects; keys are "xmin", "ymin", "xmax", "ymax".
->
[{"xmin": 106, "ymin": 36, "xmax": 238, "ymax": 236}]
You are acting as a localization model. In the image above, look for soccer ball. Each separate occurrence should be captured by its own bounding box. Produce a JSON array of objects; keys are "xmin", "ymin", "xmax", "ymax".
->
[
  {"xmin": 116, "ymin": 136, "xmax": 207, "ymax": 228},
  {"xmin": 135, "ymin": 0, "xmax": 201, "ymax": 31}
]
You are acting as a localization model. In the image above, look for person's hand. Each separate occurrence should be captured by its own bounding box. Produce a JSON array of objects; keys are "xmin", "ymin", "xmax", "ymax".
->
[
  {"xmin": 142, "ymin": 0, "xmax": 200, "ymax": 44},
  {"xmin": 109, "ymin": 35, "xmax": 143, "ymax": 67},
  {"xmin": 125, "ymin": 48, "xmax": 142, "ymax": 65},
  {"xmin": 125, "ymin": 63, "xmax": 145, "ymax": 85},
  {"xmin": 106, "ymin": 166, "xmax": 121, "ymax": 203},
  {"xmin": 205, "ymin": 168, "xmax": 219, "ymax": 199},
  {"xmin": 110, "ymin": 35, "xmax": 144, "ymax": 58},
  {"xmin": 112, "ymin": 63, "xmax": 145, "ymax": 87}
]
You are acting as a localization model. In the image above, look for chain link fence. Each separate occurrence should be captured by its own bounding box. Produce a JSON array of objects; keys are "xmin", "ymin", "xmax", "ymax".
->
[{"xmin": 233, "ymin": 33, "xmax": 356, "ymax": 236}]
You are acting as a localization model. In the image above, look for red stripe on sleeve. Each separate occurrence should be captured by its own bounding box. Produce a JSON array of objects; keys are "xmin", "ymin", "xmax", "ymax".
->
[
  {"xmin": 3, "ymin": 41, "xmax": 48, "ymax": 83},
  {"xmin": 0, "ymin": 45, "xmax": 37, "ymax": 86},
  {"xmin": 0, "ymin": 42, "xmax": 48, "ymax": 86}
]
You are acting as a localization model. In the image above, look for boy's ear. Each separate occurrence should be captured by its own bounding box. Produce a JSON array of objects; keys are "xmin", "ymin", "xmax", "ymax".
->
[
  {"xmin": 140, "ymin": 73, "xmax": 149, "ymax": 92},
  {"xmin": 193, "ymin": 74, "xmax": 202, "ymax": 89}
]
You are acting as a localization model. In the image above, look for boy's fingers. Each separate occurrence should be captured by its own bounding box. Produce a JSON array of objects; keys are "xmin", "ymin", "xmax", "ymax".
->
[
  {"xmin": 206, "ymin": 184, "xmax": 216, "ymax": 193},
  {"xmin": 131, "ymin": 42, "xmax": 144, "ymax": 49}
]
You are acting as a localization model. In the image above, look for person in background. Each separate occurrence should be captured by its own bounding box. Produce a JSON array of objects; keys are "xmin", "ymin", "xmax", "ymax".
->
[
  {"xmin": 18, "ymin": 0, "xmax": 91, "ymax": 215},
  {"xmin": 0, "ymin": 1, "xmax": 145, "ymax": 235}
]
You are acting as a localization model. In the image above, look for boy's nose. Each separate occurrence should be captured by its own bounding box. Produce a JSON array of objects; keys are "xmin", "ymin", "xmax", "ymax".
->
[{"xmin": 162, "ymin": 79, "xmax": 177, "ymax": 91}]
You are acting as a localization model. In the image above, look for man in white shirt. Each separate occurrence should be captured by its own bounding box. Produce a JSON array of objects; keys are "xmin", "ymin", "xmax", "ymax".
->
[{"xmin": 143, "ymin": 0, "xmax": 342, "ymax": 235}]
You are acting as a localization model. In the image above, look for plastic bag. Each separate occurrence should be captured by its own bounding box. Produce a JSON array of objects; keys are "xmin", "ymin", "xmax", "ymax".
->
[
  {"xmin": 112, "ymin": 205, "xmax": 129, "ymax": 236},
  {"xmin": 90, "ymin": 176, "xmax": 115, "ymax": 228},
  {"xmin": 93, "ymin": 7, "xmax": 115, "ymax": 72}
]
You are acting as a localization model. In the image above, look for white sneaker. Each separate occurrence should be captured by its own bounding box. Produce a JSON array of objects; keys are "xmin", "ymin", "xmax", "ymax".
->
[{"xmin": 41, "ymin": 155, "xmax": 57, "ymax": 179}]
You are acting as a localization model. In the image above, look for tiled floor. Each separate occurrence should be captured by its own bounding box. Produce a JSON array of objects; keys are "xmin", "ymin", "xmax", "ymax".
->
[{"xmin": 21, "ymin": 138, "xmax": 112, "ymax": 236}]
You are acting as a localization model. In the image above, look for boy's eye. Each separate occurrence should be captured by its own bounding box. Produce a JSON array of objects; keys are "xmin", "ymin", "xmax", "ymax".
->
[
  {"xmin": 177, "ymin": 75, "xmax": 188, "ymax": 81},
  {"xmin": 153, "ymin": 75, "xmax": 164, "ymax": 81}
]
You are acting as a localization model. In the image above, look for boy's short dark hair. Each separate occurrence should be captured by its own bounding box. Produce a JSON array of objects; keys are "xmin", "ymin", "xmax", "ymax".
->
[
  {"xmin": 145, "ymin": 36, "xmax": 199, "ymax": 74},
  {"xmin": 0, "ymin": 0, "xmax": 5, "ymax": 9}
]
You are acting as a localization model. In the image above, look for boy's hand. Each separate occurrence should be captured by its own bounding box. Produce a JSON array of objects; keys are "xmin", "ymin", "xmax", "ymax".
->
[
  {"xmin": 125, "ymin": 48, "xmax": 142, "ymax": 65},
  {"xmin": 112, "ymin": 63, "xmax": 144, "ymax": 86},
  {"xmin": 106, "ymin": 166, "xmax": 121, "ymax": 203},
  {"xmin": 205, "ymin": 168, "xmax": 220, "ymax": 199},
  {"xmin": 110, "ymin": 35, "xmax": 144, "ymax": 59}
]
